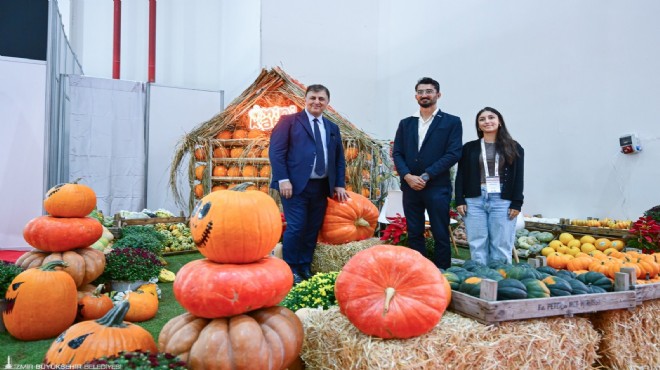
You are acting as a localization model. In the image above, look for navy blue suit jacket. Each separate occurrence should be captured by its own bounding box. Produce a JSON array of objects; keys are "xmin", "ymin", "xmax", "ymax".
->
[
  {"xmin": 269, "ymin": 110, "xmax": 346, "ymax": 196},
  {"xmin": 392, "ymin": 110, "xmax": 463, "ymax": 188}
]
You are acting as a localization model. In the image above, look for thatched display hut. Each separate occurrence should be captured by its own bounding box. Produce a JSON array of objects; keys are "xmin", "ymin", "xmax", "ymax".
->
[{"xmin": 169, "ymin": 67, "xmax": 393, "ymax": 211}]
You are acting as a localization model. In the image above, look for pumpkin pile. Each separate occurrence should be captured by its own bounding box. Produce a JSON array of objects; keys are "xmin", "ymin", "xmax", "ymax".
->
[
  {"xmin": 160, "ymin": 183, "xmax": 304, "ymax": 370},
  {"xmin": 18, "ymin": 179, "xmax": 106, "ymax": 289},
  {"xmin": 335, "ymin": 245, "xmax": 451, "ymax": 339}
]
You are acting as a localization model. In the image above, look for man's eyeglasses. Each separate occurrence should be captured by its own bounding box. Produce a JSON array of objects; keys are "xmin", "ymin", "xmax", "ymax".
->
[{"xmin": 416, "ymin": 89, "xmax": 436, "ymax": 95}]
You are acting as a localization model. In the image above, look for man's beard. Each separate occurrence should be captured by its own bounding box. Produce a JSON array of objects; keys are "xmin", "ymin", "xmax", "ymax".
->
[{"xmin": 419, "ymin": 100, "xmax": 434, "ymax": 108}]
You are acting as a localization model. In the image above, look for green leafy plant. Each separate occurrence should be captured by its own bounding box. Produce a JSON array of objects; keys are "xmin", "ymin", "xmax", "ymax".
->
[
  {"xmin": 115, "ymin": 225, "xmax": 165, "ymax": 256},
  {"xmin": 97, "ymin": 247, "xmax": 163, "ymax": 282},
  {"xmin": 280, "ymin": 271, "xmax": 339, "ymax": 311},
  {"xmin": 0, "ymin": 261, "xmax": 24, "ymax": 297},
  {"xmin": 85, "ymin": 350, "xmax": 187, "ymax": 369}
]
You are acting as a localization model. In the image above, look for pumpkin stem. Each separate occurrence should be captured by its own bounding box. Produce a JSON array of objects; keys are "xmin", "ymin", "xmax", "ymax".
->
[
  {"xmin": 231, "ymin": 182, "xmax": 255, "ymax": 192},
  {"xmin": 73, "ymin": 177, "xmax": 83, "ymax": 184},
  {"xmin": 96, "ymin": 300, "xmax": 129, "ymax": 328},
  {"xmin": 40, "ymin": 260, "xmax": 68, "ymax": 271},
  {"xmin": 383, "ymin": 287, "xmax": 396, "ymax": 315},
  {"xmin": 92, "ymin": 284, "xmax": 105, "ymax": 297},
  {"xmin": 354, "ymin": 218, "xmax": 370, "ymax": 227}
]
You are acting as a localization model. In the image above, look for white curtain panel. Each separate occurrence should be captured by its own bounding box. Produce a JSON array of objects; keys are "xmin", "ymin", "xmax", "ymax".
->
[{"xmin": 68, "ymin": 75, "xmax": 146, "ymax": 216}]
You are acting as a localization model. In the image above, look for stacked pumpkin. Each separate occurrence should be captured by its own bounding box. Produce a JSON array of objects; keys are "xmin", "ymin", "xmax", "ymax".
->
[
  {"xmin": 159, "ymin": 183, "xmax": 304, "ymax": 370},
  {"xmin": 4, "ymin": 180, "xmax": 106, "ymax": 340}
]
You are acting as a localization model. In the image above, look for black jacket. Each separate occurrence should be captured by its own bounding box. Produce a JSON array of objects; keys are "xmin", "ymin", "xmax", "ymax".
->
[{"xmin": 454, "ymin": 139, "xmax": 524, "ymax": 210}]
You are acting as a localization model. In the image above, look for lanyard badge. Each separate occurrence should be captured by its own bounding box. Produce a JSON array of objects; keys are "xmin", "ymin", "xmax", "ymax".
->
[{"xmin": 481, "ymin": 139, "xmax": 501, "ymax": 194}]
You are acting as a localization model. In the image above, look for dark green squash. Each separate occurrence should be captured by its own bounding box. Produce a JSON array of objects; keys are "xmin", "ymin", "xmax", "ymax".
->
[
  {"xmin": 458, "ymin": 277, "xmax": 482, "ymax": 297},
  {"xmin": 588, "ymin": 285, "xmax": 608, "ymax": 294},
  {"xmin": 453, "ymin": 270, "xmax": 477, "ymax": 283},
  {"xmin": 497, "ymin": 279, "xmax": 527, "ymax": 300},
  {"xmin": 542, "ymin": 276, "xmax": 573, "ymax": 297},
  {"xmin": 520, "ymin": 278, "xmax": 551, "ymax": 299},
  {"xmin": 443, "ymin": 271, "xmax": 461, "ymax": 290},
  {"xmin": 472, "ymin": 267, "xmax": 504, "ymax": 282},
  {"xmin": 555, "ymin": 269, "xmax": 577, "ymax": 280},
  {"xmin": 536, "ymin": 266, "xmax": 558, "ymax": 276},
  {"xmin": 506, "ymin": 266, "xmax": 541, "ymax": 280},
  {"xmin": 462, "ymin": 260, "xmax": 486, "ymax": 272},
  {"xmin": 568, "ymin": 279, "xmax": 590, "ymax": 295},
  {"xmin": 577, "ymin": 271, "xmax": 613, "ymax": 292},
  {"xmin": 446, "ymin": 266, "xmax": 467, "ymax": 274}
]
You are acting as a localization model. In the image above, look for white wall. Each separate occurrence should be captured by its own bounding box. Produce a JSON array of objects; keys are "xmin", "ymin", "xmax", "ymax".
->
[
  {"xmin": 61, "ymin": 0, "xmax": 660, "ymax": 220},
  {"xmin": 0, "ymin": 58, "xmax": 47, "ymax": 250}
]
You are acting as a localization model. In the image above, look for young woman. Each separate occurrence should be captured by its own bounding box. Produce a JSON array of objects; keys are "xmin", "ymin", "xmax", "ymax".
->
[{"xmin": 454, "ymin": 107, "xmax": 524, "ymax": 264}]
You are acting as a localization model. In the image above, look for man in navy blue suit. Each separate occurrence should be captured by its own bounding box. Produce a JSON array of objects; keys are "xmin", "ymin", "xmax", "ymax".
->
[
  {"xmin": 392, "ymin": 77, "xmax": 463, "ymax": 269},
  {"xmin": 270, "ymin": 84, "xmax": 348, "ymax": 284}
]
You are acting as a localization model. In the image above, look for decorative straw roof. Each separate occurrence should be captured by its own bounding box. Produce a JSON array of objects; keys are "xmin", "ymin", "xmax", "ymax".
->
[{"xmin": 169, "ymin": 67, "xmax": 392, "ymax": 211}]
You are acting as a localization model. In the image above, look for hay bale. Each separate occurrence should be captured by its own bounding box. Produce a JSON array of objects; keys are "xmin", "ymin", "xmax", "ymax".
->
[
  {"xmin": 590, "ymin": 299, "xmax": 660, "ymax": 369},
  {"xmin": 311, "ymin": 238, "xmax": 383, "ymax": 274},
  {"xmin": 301, "ymin": 307, "xmax": 600, "ymax": 370}
]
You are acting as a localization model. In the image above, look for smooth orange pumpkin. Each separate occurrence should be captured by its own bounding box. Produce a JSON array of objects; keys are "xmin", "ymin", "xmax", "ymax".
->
[
  {"xmin": 23, "ymin": 216, "xmax": 103, "ymax": 252},
  {"xmin": 159, "ymin": 306, "xmax": 303, "ymax": 370},
  {"xmin": 230, "ymin": 147, "xmax": 245, "ymax": 158},
  {"xmin": 335, "ymin": 245, "xmax": 450, "ymax": 339},
  {"xmin": 319, "ymin": 191, "xmax": 379, "ymax": 245},
  {"xmin": 78, "ymin": 284, "xmax": 114, "ymax": 320},
  {"xmin": 212, "ymin": 184, "xmax": 227, "ymax": 192},
  {"xmin": 212, "ymin": 165, "xmax": 228, "ymax": 177},
  {"xmin": 213, "ymin": 146, "xmax": 230, "ymax": 158},
  {"xmin": 248, "ymin": 129, "xmax": 266, "ymax": 138},
  {"xmin": 15, "ymin": 248, "xmax": 105, "ymax": 287},
  {"xmin": 189, "ymin": 183, "xmax": 282, "ymax": 263},
  {"xmin": 242, "ymin": 165, "xmax": 258, "ymax": 177},
  {"xmin": 44, "ymin": 179, "xmax": 97, "ymax": 218},
  {"xmin": 215, "ymin": 130, "xmax": 232, "ymax": 139},
  {"xmin": 3, "ymin": 261, "xmax": 78, "ymax": 340},
  {"xmin": 232, "ymin": 129, "xmax": 248, "ymax": 139},
  {"xmin": 195, "ymin": 165, "xmax": 206, "ymax": 181},
  {"xmin": 260, "ymin": 146, "xmax": 269, "ymax": 158},
  {"xmin": 124, "ymin": 290, "xmax": 159, "ymax": 322},
  {"xmin": 227, "ymin": 166, "xmax": 242, "ymax": 177},
  {"xmin": 194, "ymin": 147, "xmax": 207, "ymax": 161},
  {"xmin": 259, "ymin": 165, "xmax": 271, "ymax": 178},
  {"xmin": 44, "ymin": 301, "xmax": 157, "ymax": 366},
  {"xmin": 194, "ymin": 184, "xmax": 204, "ymax": 198},
  {"xmin": 174, "ymin": 257, "xmax": 292, "ymax": 318}
]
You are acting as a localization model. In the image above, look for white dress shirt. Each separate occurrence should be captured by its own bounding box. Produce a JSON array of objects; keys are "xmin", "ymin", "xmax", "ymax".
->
[{"xmin": 412, "ymin": 107, "xmax": 439, "ymax": 150}]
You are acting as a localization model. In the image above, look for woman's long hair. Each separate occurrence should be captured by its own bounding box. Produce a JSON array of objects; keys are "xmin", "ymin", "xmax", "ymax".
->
[{"xmin": 475, "ymin": 107, "xmax": 519, "ymax": 165}]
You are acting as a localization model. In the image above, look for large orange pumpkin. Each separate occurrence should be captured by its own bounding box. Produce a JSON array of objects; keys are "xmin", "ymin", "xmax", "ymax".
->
[
  {"xmin": 44, "ymin": 301, "xmax": 157, "ymax": 366},
  {"xmin": 334, "ymin": 245, "xmax": 450, "ymax": 339},
  {"xmin": 189, "ymin": 183, "xmax": 282, "ymax": 263},
  {"xmin": 159, "ymin": 306, "xmax": 303, "ymax": 370},
  {"xmin": 43, "ymin": 179, "xmax": 97, "ymax": 218},
  {"xmin": 3, "ymin": 261, "xmax": 78, "ymax": 340},
  {"xmin": 15, "ymin": 248, "xmax": 105, "ymax": 287},
  {"xmin": 174, "ymin": 257, "xmax": 292, "ymax": 318},
  {"xmin": 23, "ymin": 216, "xmax": 103, "ymax": 252},
  {"xmin": 319, "ymin": 191, "xmax": 379, "ymax": 244}
]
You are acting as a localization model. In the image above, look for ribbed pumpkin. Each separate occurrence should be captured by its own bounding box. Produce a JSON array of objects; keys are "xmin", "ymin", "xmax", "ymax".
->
[
  {"xmin": 23, "ymin": 216, "xmax": 103, "ymax": 252},
  {"xmin": 189, "ymin": 183, "xmax": 282, "ymax": 263},
  {"xmin": 4, "ymin": 261, "xmax": 78, "ymax": 340},
  {"xmin": 174, "ymin": 257, "xmax": 292, "ymax": 318},
  {"xmin": 78, "ymin": 284, "xmax": 114, "ymax": 320},
  {"xmin": 44, "ymin": 301, "xmax": 157, "ymax": 366},
  {"xmin": 334, "ymin": 245, "xmax": 450, "ymax": 339},
  {"xmin": 15, "ymin": 248, "xmax": 105, "ymax": 287},
  {"xmin": 319, "ymin": 191, "xmax": 379, "ymax": 245},
  {"xmin": 43, "ymin": 179, "xmax": 97, "ymax": 218},
  {"xmin": 566, "ymin": 256, "xmax": 594, "ymax": 272},
  {"xmin": 194, "ymin": 147, "xmax": 207, "ymax": 161},
  {"xmin": 159, "ymin": 306, "xmax": 303, "ymax": 370}
]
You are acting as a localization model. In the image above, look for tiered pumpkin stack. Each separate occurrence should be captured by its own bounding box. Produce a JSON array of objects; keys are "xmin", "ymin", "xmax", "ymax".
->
[
  {"xmin": 4, "ymin": 180, "xmax": 106, "ymax": 340},
  {"xmin": 159, "ymin": 183, "xmax": 304, "ymax": 370}
]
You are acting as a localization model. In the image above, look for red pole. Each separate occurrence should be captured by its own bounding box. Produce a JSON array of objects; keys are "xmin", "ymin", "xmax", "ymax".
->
[
  {"xmin": 112, "ymin": 0, "xmax": 121, "ymax": 79},
  {"xmin": 148, "ymin": 0, "xmax": 156, "ymax": 82}
]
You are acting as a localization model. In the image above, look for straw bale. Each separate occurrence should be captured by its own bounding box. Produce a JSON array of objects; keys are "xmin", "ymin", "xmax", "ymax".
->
[
  {"xmin": 590, "ymin": 298, "xmax": 660, "ymax": 369},
  {"xmin": 301, "ymin": 307, "xmax": 600, "ymax": 370},
  {"xmin": 311, "ymin": 238, "xmax": 383, "ymax": 274}
]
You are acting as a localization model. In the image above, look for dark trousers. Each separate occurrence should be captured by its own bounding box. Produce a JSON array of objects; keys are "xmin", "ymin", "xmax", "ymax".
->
[
  {"xmin": 280, "ymin": 178, "xmax": 329, "ymax": 267},
  {"xmin": 402, "ymin": 185, "xmax": 452, "ymax": 269}
]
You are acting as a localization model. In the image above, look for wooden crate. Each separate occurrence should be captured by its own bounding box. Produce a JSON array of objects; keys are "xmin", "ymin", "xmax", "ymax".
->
[
  {"xmin": 634, "ymin": 283, "xmax": 660, "ymax": 302},
  {"xmin": 448, "ymin": 259, "xmax": 638, "ymax": 325},
  {"xmin": 524, "ymin": 221, "xmax": 629, "ymax": 239},
  {"xmin": 114, "ymin": 213, "xmax": 187, "ymax": 228}
]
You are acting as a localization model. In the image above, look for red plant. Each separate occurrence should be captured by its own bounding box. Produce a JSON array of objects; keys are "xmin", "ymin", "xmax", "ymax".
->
[
  {"xmin": 380, "ymin": 213, "xmax": 408, "ymax": 246},
  {"xmin": 627, "ymin": 215, "xmax": 660, "ymax": 253}
]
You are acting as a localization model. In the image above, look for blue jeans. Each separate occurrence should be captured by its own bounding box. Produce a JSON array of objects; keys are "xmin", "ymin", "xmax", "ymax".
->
[{"xmin": 464, "ymin": 185, "xmax": 516, "ymax": 265}]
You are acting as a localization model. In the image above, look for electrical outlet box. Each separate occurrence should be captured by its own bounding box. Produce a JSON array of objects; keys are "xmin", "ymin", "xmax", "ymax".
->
[{"xmin": 619, "ymin": 133, "xmax": 642, "ymax": 154}]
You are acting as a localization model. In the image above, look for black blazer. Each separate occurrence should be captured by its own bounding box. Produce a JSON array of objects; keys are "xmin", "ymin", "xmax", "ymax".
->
[
  {"xmin": 454, "ymin": 139, "xmax": 525, "ymax": 210},
  {"xmin": 392, "ymin": 110, "xmax": 463, "ymax": 188}
]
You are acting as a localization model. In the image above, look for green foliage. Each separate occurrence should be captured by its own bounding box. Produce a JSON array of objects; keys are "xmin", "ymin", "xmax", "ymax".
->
[
  {"xmin": 115, "ymin": 225, "xmax": 165, "ymax": 255},
  {"xmin": 0, "ymin": 261, "xmax": 24, "ymax": 297},
  {"xmin": 280, "ymin": 271, "xmax": 339, "ymax": 311},
  {"xmin": 98, "ymin": 247, "xmax": 163, "ymax": 282},
  {"xmin": 644, "ymin": 205, "xmax": 660, "ymax": 223},
  {"xmin": 86, "ymin": 350, "xmax": 187, "ymax": 369}
]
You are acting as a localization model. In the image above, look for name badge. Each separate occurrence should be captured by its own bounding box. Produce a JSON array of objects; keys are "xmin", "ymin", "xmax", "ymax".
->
[{"xmin": 486, "ymin": 176, "xmax": 501, "ymax": 193}]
